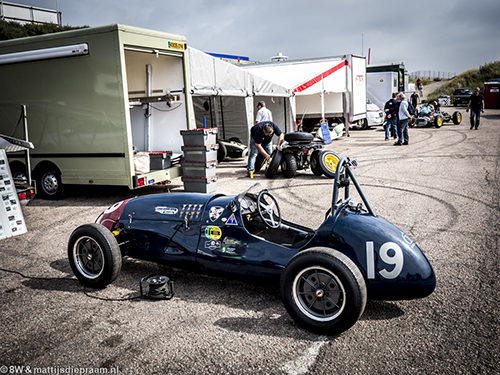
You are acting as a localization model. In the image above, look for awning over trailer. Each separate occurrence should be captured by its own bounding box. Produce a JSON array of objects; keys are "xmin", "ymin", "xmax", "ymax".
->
[
  {"xmin": 187, "ymin": 47, "xmax": 293, "ymax": 98},
  {"xmin": 243, "ymin": 57, "xmax": 348, "ymax": 95}
]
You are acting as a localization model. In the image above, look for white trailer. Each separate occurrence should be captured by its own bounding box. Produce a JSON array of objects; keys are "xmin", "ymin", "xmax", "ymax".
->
[
  {"xmin": 243, "ymin": 55, "xmax": 367, "ymax": 133},
  {"xmin": 366, "ymin": 71, "xmax": 399, "ymax": 112}
]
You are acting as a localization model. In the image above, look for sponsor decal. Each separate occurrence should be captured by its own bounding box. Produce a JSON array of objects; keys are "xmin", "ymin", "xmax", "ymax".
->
[
  {"xmin": 168, "ymin": 41, "xmax": 185, "ymax": 50},
  {"xmin": 226, "ymin": 213, "xmax": 238, "ymax": 225},
  {"xmin": 179, "ymin": 204, "xmax": 203, "ymax": 220},
  {"xmin": 209, "ymin": 206, "xmax": 224, "ymax": 222},
  {"xmin": 205, "ymin": 240, "xmax": 221, "ymax": 251},
  {"xmin": 205, "ymin": 225, "xmax": 222, "ymax": 240},
  {"xmin": 155, "ymin": 206, "xmax": 179, "ymax": 215}
]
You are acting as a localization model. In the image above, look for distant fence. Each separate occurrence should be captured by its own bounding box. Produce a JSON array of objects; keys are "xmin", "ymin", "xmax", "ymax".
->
[
  {"xmin": 0, "ymin": 1, "xmax": 61, "ymax": 26},
  {"xmin": 409, "ymin": 71, "xmax": 457, "ymax": 80}
]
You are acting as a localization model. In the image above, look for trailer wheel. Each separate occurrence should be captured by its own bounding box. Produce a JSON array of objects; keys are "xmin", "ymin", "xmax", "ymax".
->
[
  {"xmin": 9, "ymin": 162, "xmax": 28, "ymax": 183},
  {"xmin": 37, "ymin": 167, "xmax": 64, "ymax": 199},
  {"xmin": 265, "ymin": 149, "xmax": 282, "ymax": 179},
  {"xmin": 281, "ymin": 153, "xmax": 297, "ymax": 178},
  {"xmin": 452, "ymin": 111, "xmax": 462, "ymax": 125},
  {"xmin": 310, "ymin": 150, "xmax": 323, "ymax": 176}
]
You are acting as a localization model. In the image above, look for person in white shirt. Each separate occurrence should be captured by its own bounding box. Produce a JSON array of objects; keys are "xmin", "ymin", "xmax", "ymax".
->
[{"xmin": 255, "ymin": 101, "xmax": 273, "ymax": 124}]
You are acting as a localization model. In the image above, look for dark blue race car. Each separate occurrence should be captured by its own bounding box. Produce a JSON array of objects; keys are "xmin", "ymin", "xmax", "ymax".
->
[{"xmin": 68, "ymin": 158, "xmax": 436, "ymax": 335}]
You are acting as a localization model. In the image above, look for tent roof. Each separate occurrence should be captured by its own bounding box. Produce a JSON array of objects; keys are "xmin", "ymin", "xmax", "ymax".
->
[
  {"xmin": 187, "ymin": 47, "xmax": 292, "ymax": 97},
  {"xmin": 243, "ymin": 57, "xmax": 349, "ymax": 95}
]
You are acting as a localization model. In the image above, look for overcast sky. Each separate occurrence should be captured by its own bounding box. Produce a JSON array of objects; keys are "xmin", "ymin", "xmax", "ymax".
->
[{"xmin": 9, "ymin": 0, "xmax": 500, "ymax": 75}]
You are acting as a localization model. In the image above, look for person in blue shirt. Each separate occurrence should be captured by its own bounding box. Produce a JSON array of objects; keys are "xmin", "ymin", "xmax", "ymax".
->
[
  {"xmin": 246, "ymin": 121, "xmax": 284, "ymax": 176},
  {"xmin": 384, "ymin": 92, "xmax": 399, "ymax": 140}
]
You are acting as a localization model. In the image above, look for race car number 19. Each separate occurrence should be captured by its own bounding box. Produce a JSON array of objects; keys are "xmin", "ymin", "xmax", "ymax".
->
[{"xmin": 366, "ymin": 241, "xmax": 404, "ymax": 280}]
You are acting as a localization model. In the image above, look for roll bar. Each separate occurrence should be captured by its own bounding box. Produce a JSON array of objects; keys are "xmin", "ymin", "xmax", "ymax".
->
[{"xmin": 331, "ymin": 157, "xmax": 376, "ymax": 217}]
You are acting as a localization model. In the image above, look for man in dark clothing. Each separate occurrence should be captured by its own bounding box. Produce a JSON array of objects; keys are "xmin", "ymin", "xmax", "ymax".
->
[
  {"xmin": 384, "ymin": 92, "xmax": 398, "ymax": 140},
  {"xmin": 246, "ymin": 121, "xmax": 284, "ymax": 177},
  {"xmin": 410, "ymin": 91, "xmax": 419, "ymax": 108},
  {"xmin": 466, "ymin": 87, "xmax": 485, "ymax": 129}
]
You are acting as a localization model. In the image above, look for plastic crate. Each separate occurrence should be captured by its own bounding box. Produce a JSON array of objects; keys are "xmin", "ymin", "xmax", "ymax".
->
[
  {"xmin": 149, "ymin": 151, "xmax": 172, "ymax": 170},
  {"xmin": 180, "ymin": 128, "xmax": 218, "ymax": 146},
  {"xmin": 182, "ymin": 144, "xmax": 218, "ymax": 162},
  {"xmin": 181, "ymin": 160, "xmax": 217, "ymax": 178},
  {"xmin": 182, "ymin": 175, "xmax": 217, "ymax": 194}
]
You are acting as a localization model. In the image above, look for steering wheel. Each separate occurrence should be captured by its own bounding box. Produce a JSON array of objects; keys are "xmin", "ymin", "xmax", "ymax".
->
[{"xmin": 257, "ymin": 190, "xmax": 282, "ymax": 228}]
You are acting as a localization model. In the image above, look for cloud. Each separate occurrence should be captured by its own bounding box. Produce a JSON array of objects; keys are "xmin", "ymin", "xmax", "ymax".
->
[{"xmin": 8, "ymin": 0, "xmax": 500, "ymax": 74}]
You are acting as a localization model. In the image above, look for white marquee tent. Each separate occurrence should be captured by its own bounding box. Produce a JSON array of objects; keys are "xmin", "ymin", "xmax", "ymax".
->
[{"xmin": 187, "ymin": 47, "xmax": 295, "ymax": 144}]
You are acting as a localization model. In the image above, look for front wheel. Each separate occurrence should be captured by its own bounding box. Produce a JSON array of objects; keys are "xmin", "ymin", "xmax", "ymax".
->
[
  {"xmin": 452, "ymin": 111, "xmax": 462, "ymax": 125},
  {"xmin": 68, "ymin": 223, "xmax": 122, "ymax": 288},
  {"xmin": 281, "ymin": 248, "xmax": 367, "ymax": 335},
  {"xmin": 434, "ymin": 115, "xmax": 443, "ymax": 128}
]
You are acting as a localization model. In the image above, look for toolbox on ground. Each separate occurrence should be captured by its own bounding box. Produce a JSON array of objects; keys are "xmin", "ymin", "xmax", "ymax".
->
[
  {"xmin": 149, "ymin": 151, "xmax": 172, "ymax": 170},
  {"xmin": 180, "ymin": 128, "xmax": 218, "ymax": 146},
  {"xmin": 181, "ymin": 144, "xmax": 218, "ymax": 162},
  {"xmin": 181, "ymin": 160, "xmax": 217, "ymax": 178},
  {"xmin": 182, "ymin": 175, "xmax": 218, "ymax": 194}
]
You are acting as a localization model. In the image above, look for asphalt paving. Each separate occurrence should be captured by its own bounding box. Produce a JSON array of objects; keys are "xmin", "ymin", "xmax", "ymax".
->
[{"xmin": 1, "ymin": 106, "xmax": 499, "ymax": 374}]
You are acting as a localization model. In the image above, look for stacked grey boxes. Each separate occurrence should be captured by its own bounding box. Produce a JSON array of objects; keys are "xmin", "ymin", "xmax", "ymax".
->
[{"xmin": 180, "ymin": 128, "xmax": 218, "ymax": 193}]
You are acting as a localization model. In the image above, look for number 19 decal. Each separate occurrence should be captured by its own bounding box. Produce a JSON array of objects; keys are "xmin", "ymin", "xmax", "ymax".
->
[{"xmin": 366, "ymin": 242, "xmax": 404, "ymax": 279}]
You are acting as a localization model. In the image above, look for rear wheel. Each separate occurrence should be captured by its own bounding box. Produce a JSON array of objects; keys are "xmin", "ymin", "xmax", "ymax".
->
[
  {"xmin": 318, "ymin": 150, "xmax": 341, "ymax": 178},
  {"xmin": 281, "ymin": 152, "xmax": 297, "ymax": 178},
  {"xmin": 310, "ymin": 150, "xmax": 323, "ymax": 176},
  {"xmin": 265, "ymin": 149, "xmax": 282, "ymax": 179},
  {"xmin": 281, "ymin": 247, "xmax": 367, "ymax": 335},
  {"xmin": 68, "ymin": 223, "xmax": 122, "ymax": 288},
  {"xmin": 452, "ymin": 111, "xmax": 462, "ymax": 125}
]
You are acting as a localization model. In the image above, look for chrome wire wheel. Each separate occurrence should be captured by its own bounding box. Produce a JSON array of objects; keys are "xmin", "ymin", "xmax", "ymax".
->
[
  {"xmin": 73, "ymin": 236, "xmax": 105, "ymax": 280},
  {"xmin": 292, "ymin": 266, "xmax": 346, "ymax": 322}
]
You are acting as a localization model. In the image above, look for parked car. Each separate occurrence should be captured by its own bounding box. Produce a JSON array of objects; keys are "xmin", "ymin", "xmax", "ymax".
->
[
  {"xmin": 68, "ymin": 157, "xmax": 436, "ymax": 335},
  {"xmin": 366, "ymin": 99, "xmax": 385, "ymax": 127},
  {"xmin": 453, "ymin": 88, "xmax": 473, "ymax": 106}
]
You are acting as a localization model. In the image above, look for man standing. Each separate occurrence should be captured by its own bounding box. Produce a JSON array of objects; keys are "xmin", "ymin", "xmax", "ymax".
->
[
  {"xmin": 394, "ymin": 93, "xmax": 410, "ymax": 146},
  {"xmin": 255, "ymin": 101, "xmax": 273, "ymax": 124},
  {"xmin": 246, "ymin": 121, "xmax": 284, "ymax": 177},
  {"xmin": 410, "ymin": 91, "xmax": 419, "ymax": 108},
  {"xmin": 466, "ymin": 87, "xmax": 485, "ymax": 130},
  {"xmin": 384, "ymin": 92, "xmax": 399, "ymax": 141}
]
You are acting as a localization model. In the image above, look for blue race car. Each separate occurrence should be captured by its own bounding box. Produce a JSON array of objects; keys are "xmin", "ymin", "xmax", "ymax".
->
[{"xmin": 68, "ymin": 158, "xmax": 436, "ymax": 335}]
